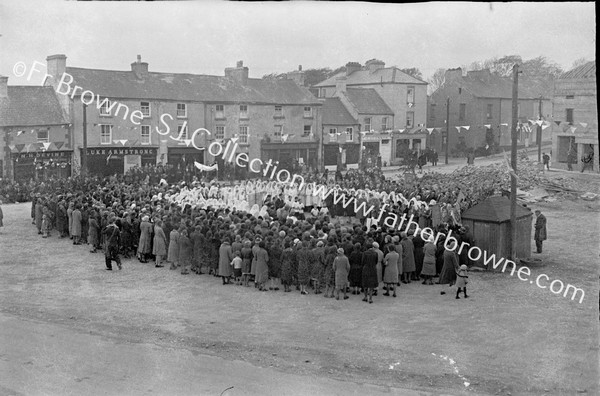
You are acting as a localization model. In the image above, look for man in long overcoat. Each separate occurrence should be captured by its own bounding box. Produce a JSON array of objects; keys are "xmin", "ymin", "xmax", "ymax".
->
[{"xmin": 534, "ymin": 210, "xmax": 547, "ymax": 253}]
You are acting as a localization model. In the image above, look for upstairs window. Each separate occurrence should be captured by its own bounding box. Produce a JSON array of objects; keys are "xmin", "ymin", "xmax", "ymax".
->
[
  {"xmin": 407, "ymin": 86, "xmax": 415, "ymax": 103},
  {"xmin": 303, "ymin": 125, "xmax": 312, "ymax": 137},
  {"xmin": 346, "ymin": 127, "xmax": 354, "ymax": 141},
  {"xmin": 177, "ymin": 123, "xmax": 188, "ymax": 142},
  {"xmin": 239, "ymin": 126, "xmax": 249, "ymax": 144},
  {"xmin": 381, "ymin": 117, "xmax": 388, "ymax": 131},
  {"xmin": 486, "ymin": 104, "xmax": 493, "ymax": 119},
  {"xmin": 364, "ymin": 117, "xmax": 371, "ymax": 131},
  {"xmin": 99, "ymin": 100, "xmax": 112, "ymax": 116},
  {"xmin": 100, "ymin": 125, "xmax": 112, "ymax": 144},
  {"xmin": 215, "ymin": 105, "xmax": 224, "ymax": 119},
  {"xmin": 406, "ymin": 112, "xmax": 414, "ymax": 128},
  {"xmin": 240, "ymin": 105, "xmax": 248, "ymax": 119},
  {"xmin": 215, "ymin": 126, "xmax": 225, "ymax": 140},
  {"xmin": 274, "ymin": 105, "xmax": 283, "ymax": 117},
  {"xmin": 304, "ymin": 106, "xmax": 312, "ymax": 118},
  {"xmin": 177, "ymin": 103, "xmax": 187, "ymax": 118},
  {"xmin": 141, "ymin": 125, "xmax": 151, "ymax": 144},
  {"xmin": 274, "ymin": 125, "xmax": 282, "ymax": 139},
  {"xmin": 429, "ymin": 104, "xmax": 436, "ymax": 121},
  {"xmin": 141, "ymin": 102, "xmax": 151, "ymax": 117},
  {"xmin": 566, "ymin": 108, "xmax": 574, "ymax": 124},
  {"xmin": 37, "ymin": 129, "xmax": 49, "ymax": 143}
]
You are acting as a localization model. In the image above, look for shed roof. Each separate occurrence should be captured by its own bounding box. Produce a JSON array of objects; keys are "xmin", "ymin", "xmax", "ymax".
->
[
  {"xmin": 65, "ymin": 67, "xmax": 321, "ymax": 105},
  {"xmin": 461, "ymin": 196, "xmax": 532, "ymax": 223},
  {"xmin": 0, "ymin": 86, "xmax": 68, "ymax": 127},
  {"xmin": 559, "ymin": 61, "xmax": 595, "ymax": 79},
  {"xmin": 322, "ymin": 97, "xmax": 357, "ymax": 125}
]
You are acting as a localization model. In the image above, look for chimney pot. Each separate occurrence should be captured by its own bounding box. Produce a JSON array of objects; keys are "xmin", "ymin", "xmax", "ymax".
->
[
  {"xmin": 237, "ymin": 60, "xmax": 244, "ymax": 68},
  {"xmin": 137, "ymin": 55, "xmax": 141, "ymax": 63},
  {"xmin": 299, "ymin": 65, "xmax": 302, "ymax": 71}
]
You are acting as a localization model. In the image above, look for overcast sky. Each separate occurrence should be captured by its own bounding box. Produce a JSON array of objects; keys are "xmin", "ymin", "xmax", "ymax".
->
[{"xmin": 0, "ymin": 1, "xmax": 595, "ymax": 86}]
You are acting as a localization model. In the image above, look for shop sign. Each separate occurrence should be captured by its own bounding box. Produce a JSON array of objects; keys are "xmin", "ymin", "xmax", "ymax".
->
[{"xmin": 84, "ymin": 147, "xmax": 157, "ymax": 156}]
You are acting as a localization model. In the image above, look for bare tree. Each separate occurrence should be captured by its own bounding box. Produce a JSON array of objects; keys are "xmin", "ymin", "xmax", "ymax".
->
[
  {"xmin": 571, "ymin": 57, "xmax": 589, "ymax": 69},
  {"xmin": 399, "ymin": 67, "xmax": 423, "ymax": 81},
  {"xmin": 427, "ymin": 68, "xmax": 446, "ymax": 95}
]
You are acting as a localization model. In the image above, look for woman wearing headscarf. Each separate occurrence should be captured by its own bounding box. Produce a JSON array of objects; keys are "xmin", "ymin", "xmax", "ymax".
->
[
  {"xmin": 333, "ymin": 247, "xmax": 350, "ymax": 300},
  {"xmin": 87, "ymin": 210, "xmax": 100, "ymax": 253},
  {"xmin": 383, "ymin": 245, "xmax": 399, "ymax": 297},
  {"xmin": 421, "ymin": 235, "xmax": 437, "ymax": 285},
  {"xmin": 254, "ymin": 240, "xmax": 270, "ymax": 291},
  {"xmin": 178, "ymin": 228, "xmax": 193, "ymax": 275},
  {"xmin": 152, "ymin": 219, "xmax": 167, "ymax": 268},
  {"xmin": 137, "ymin": 215, "xmax": 153, "ymax": 263},
  {"xmin": 348, "ymin": 243, "xmax": 363, "ymax": 295},
  {"xmin": 218, "ymin": 236, "xmax": 234, "ymax": 284}
]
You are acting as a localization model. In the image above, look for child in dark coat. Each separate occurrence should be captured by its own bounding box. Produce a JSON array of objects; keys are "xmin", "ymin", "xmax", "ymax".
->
[{"xmin": 456, "ymin": 264, "xmax": 469, "ymax": 299}]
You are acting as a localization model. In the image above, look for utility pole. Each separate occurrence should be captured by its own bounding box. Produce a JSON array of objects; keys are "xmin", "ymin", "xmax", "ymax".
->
[
  {"xmin": 445, "ymin": 96, "xmax": 450, "ymax": 164},
  {"xmin": 82, "ymin": 103, "xmax": 88, "ymax": 177},
  {"xmin": 537, "ymin": 95, "xmax": 543, "ymax": 163},
  {"xmin": 510, "ymin": 64, "xmax": 519, "ymax": 261}
]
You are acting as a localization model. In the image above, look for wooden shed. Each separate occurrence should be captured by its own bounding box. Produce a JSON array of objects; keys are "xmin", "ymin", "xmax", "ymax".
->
[{"xmin": 461, "ymin": 196, "xmax": 533, "ymax": 270}]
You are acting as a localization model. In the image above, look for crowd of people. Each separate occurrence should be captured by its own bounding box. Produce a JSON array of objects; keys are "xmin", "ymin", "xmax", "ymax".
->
[{"xmin": 11, "ymin": 163, "xmax": 483, "ymax": 302}]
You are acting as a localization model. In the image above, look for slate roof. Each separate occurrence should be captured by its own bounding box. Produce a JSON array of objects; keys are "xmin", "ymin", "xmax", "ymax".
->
[
  {"xmin": 451, "ymin": 72, "xmax": 551, "ymax": 99},
  {"xmin": 314, "ymin": 66, "xmax": 427, "ymax": 87},
  {"xmin": 560, "ymin": 61, "xmax": 595, "ymax": 79},
  {"xmin": 461, "ymin": 196, "xmax": 532, "ymax": 223},
  {"xmin": 65, "ymin": 67, "xmax": 321, "ymax": 105},
  {"xmin": 345, "ymin": 88, "xmax": 394, "ymax": 115},
  {"xmin": 322, "ymin": 97, "xmax": 357, "ymax": 125},
  {"xmin": 0, "ymin": 86, "xmax": 68, "ymax": 127}
]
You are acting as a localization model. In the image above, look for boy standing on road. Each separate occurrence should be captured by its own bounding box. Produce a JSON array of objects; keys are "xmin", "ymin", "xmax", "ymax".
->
[{"xmin": 103, "ymin": 217, "xmax": 122, "ymax": 271}]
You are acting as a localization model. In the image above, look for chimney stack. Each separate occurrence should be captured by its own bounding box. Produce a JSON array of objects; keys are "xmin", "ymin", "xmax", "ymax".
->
[
  {"xmin": 335, "ymin": 76, "xmax": 347, "ymax": 93},
  {"xmin": 131, "ymin": 55, "xmax": 149, "ymax": 80},
  {"xmin": 287, "ymin": 65, "xmax": 305, "ymax": 86},
  {"xmin": 0, "ymin": 75, "xmax": 8, "ymax": 98},
  {"xmin": 365, "ymin": 59, "xmax": 385, "ymax": 73},
  {"xmin": 345, "ymin": 62, "xmax": 361, "ymax": 76},
  {"xmin": 46, "ymin": 54, "xmax": 67, "ymax": 85},
  {"xmin": 444, "ymin": 67, "xmax": 463, "ymax": 82},
  {"xmin": 225, "ymin": 60, "xmax": 249, "ymax": 85}
]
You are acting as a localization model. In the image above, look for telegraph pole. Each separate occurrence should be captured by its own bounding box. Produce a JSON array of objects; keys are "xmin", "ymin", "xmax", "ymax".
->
[
  {"xmin": 510, "ymin": 64, "xmax": 519, "ymax": 261},
  {"xmin": 82, "ymin": 103, "xmax": 88, "ymax": 177},
  {"xmin": 537, "ymin": 95, "xmax": 543, "ymax": 163},
  {"xmin": 445, "ymin": 96, "xmax": 450, "ymax": 164}
]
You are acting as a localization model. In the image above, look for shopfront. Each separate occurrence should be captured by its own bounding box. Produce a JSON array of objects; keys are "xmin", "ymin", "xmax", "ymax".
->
[
  {"xmin": 12, "ymin": 150, "xmax": 72, "ymax": 182},
  {"xmin": 82, "ymin": 147, "xmax": 158, "ymax": 177},
  {"xmin": 261, "ymin": 142, "xmax": 318, "ymax": 173}
]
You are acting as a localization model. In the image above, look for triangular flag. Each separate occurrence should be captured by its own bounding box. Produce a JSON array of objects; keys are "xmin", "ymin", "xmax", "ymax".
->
[
  {"xmin": 569, "ymin": 126, "xmax": 577, "ymax": 133},
  {"xmin": 30, "ymin": 129, "xmax": 35, "ymax": 134},
  {"xmin": 463, "ymin": 126, "xmax": 470, "ymax": 130},
  {"xmin": 183, "ymin": 139, "xmax": 192, "ymax": 147},
  {"xmin": 399, "ymin": 129, "xmax": 405, "ymax": 133},
  {"xmin": 55, "ymin": 142, "xmax": 64, "ymax": 150},
  {"xmin": 17, "ymin": 130, "xmax": 25, "ymax": 136},
  {"xmin": 455, "ymin": 126, "xmax": 461, "ymax": 132},
  {"xmin": 113, "ymin": 139, "xmax": 120, "ymax": 144},
  {"xmin": 484, "ymin": 124, "xmax": 491, "ymax": 129},
  {"xmin": 554, "ymin": 120, "xmax": 562, "ymax": 126},
  {"xmin": 528, "ymin": 119, "xmax": 536, "ymax": 125},
  {"xmin": 500, "ymin": 123, "xmax": 508, "ymax": 127},
  {"xmin": 427, "ymin": 128, "xmax": 434, "ymax": 134},
  {"xmin": 8, "ymin": 144, "xmax": 16, "ymax": 151},
  {"xmin": 15, "ymin": 144, "xmax": 25, "ymax": 152},
  {"xmin": 231, "ymin": 137, "xmax": 239, "ymax": 143},
  {"xmin": 579, "ymin": 122, "xmax": 588, "ymax": 128},
  {"xmin": 541, "ymin": 123, "xmax": 550, "ymax": 130},
  {"xmin": 535, "ymin": 120, "xmax": 543, "ymax": 126},
  {"xmin": 42, "ymin": 142, "xmax": 51, "ymax": 151},
  {"xmin": 119, "ymin": 139, "xmax": 128, "ymax": 146},
  {"xmin": 434, "ymin": 128, "xmax": 442, "ymax": 133},
  {"xmin": 281, "ymin": 134, "xmax": 289, "ymax": 143},
  {"xmin": 360, "ymin": 131, "xmax": 368, "ymax": 136},
  {"xmin": 25, "ymin": 144, "xmax": 32, "ymax": 153}
]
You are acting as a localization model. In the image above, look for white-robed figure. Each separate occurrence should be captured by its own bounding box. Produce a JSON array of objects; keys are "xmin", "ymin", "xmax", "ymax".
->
[
  {"xmin": 304, "ymin": 183, "xmax": 313, "ymax": 208},
  {"xmin": 249, "ymin": 204, "xmax": 260, "ymax": 218}
]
